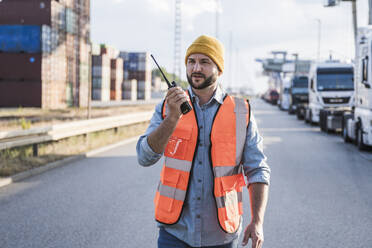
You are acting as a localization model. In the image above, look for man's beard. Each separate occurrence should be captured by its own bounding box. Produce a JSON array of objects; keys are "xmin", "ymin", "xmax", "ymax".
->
[{"xmin": 187, "ymin": 72, "xmax": 218, "ymax": 90}]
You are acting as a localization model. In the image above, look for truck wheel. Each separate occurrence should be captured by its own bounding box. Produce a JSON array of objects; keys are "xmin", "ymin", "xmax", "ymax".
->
[
  {"xmin": 319, "ymin": 110, "xmax": 325, "ymax": 131},
  {"xmin": 288, "ymin": 105, "xmax": 292, "ymax": 114},
  {"xmin": 296, "ymin": 108, "xmax": 302, "ymax": 120},
  {"xmin": 342, "ymin": 120, "xmax": 351, "ymax": 143},
  {"xmin": 357, "ymin": 125, "xmax": 367, "ymax": 151},
  {"xmin": 324, "ymin": 112, "xmax": 329, "ymax": 133},
  {"xmin": 309, "ymin": 111, "xmax": 315, "ymax": 126}
]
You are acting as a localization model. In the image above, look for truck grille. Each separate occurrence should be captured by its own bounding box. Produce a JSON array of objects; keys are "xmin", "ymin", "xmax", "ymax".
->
[
  {"xmin": 293, "ymin": 95, "xmax": 308, "ymax": 103},
  {"xmin": 322, "ymin": 97, "xmax": 350, "ymax": 104}
]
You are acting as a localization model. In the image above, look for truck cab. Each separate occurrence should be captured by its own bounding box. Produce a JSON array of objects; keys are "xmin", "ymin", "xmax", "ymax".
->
[
  {"xmin": 343, "ymin": 27, "xmax": 372, "ymax": 149},
  {"xmin": 288, "ymin": 75, "xmax": 308, "ymax": 118},
  {"xmin": 279, "ymin": 77, "xmax": 291, "ymax": 110},
  {"xmin": 305, "ymin": 62, "xmax": 354, "ymax": 125}
]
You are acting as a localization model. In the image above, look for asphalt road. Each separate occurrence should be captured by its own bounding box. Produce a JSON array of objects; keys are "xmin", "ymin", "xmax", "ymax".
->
[{"xmin": 0, "ymin": 99, "xmax": 371, "ymax": 248}]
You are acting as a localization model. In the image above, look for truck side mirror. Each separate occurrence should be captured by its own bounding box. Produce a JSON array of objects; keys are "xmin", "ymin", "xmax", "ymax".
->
[
  {"xmin": 310, "ymin": 79, "xmax": 314, "ymax": 92},
  {"xmin": 363, "ymin": 82, "xmax": 371, "ymax": 88}
]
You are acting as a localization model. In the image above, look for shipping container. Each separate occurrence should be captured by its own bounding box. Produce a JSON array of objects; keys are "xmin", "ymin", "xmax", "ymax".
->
[
  {"xmin": 0, "ymin": 53, "xmax": 42, "ymax": 80},
  {"xmin": 0, "ymin": 25, "xmax": 42, "ymax": 53},
  {"xmin": 64, "ymin": 0, "xmax": 74, "ymax": 9},
  {"xmin": 0, "ymin": 0, "xmax": 91, "ymax": 109},
  {"xmin": 66, "ymin": 8, "xmax": 77, "ymax": 35},
  {"xmin": 119, "ymin": 51, "xmax": 128, "ymax": 61},
  {"xmin": 51, "ymin": 0, "xmax": 66, "ymax": 31},
  {"xmin": 122, "ymin": 79, "xmax": 137, "ymax": 100},
  {"xmin": 0, "ymin": 0, "xmax": 51, "ymax": 26},
  {"xmin": 101, "ymin": 44, "xmax": 119, "ymax": 59},
  {"xmin": 0, "ymin": 80, "xmax": 42, "ymax": 107},
  {"xmin": 137, "ymin": 89, "xmax": 151, "ymax": 100},
  {"xmin": 127, "ymin": 70, "xmax": 151, "ymax": 82},
  {"xmin": 122, "ymin": 91, "xmax": 137, "ymax": 101},
  {"xmin": 137, "ymin": 80, "xmax": 151, "ymax": 91},
  {"xmin": 123, "ymin": 79, "xmax": 137, "ymax": 91},
  {"xmin": 92, "ymin": 43, "xmax": 101, "ymax": 56},
  {"xmin": 92, "ymin": 87, "xmax": 110, "ymax": 101},
  {"xmin": 41, "ymin": 25, "xmax": 51, "ymax": 53},
  {"xmin": 110, "ymin": 58, "xmax": 123, "ymax": 101},
  {"xmin": 92, "ymin": 54, "xmax": 110, "ymax": 66},
  {"xmin": 79, "ymin": 38, "xmax": 90, "ymax": 64}
]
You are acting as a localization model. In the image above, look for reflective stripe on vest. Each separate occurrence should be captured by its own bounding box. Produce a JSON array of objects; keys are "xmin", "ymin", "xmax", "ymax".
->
[{"xmin": 154, "ymin": 91, "xmax": 250, "ymax": 233}]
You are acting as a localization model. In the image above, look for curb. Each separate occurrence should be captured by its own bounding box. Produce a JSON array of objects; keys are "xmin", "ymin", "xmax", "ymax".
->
[{"xmin": 0, "ymin": 136, "xmax": 140, "ymax": 189}]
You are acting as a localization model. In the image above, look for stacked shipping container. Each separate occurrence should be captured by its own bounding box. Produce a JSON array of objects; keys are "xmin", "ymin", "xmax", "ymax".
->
[
  {"xmin": 91, "ymin": 44, "xmax": 119, "ymax": 101},
  {"xmin": 0, "ymin": 0, "xmax": 90, "ymax": 108},
  {"xmin": 110, "ymin": 58, "xmax": 123, "ymax": 101},
  {"xmin": 122, "ymin": 79, "xmax": 137, "ymax": 100},
  {"xmin": 119, "ymin": 51, "xmax": 152, "ymax": 100},
  {"xmin": 92, "ymin": 54, "xmax": 110, "ymax": 101}
]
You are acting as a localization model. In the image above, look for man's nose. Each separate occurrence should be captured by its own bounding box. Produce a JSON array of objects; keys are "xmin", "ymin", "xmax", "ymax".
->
[{"xmin": 192, "ymin": 62, "xmax": 202, "ymax": 72}]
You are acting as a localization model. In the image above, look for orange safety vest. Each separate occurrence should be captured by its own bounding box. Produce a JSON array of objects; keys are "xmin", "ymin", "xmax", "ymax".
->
[{"xmin": 154, "ymin": 90, "xmax": 250, "ymax": 233}]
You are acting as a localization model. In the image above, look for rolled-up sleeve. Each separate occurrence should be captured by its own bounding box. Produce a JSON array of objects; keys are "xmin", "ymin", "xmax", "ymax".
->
[
  {"xmin": 136, "ymin": 100, "xmax": 164, "ymax": 167},
  {"xmin": 241, "ymin": 113, "xmax": 271, "ymax": 186}
]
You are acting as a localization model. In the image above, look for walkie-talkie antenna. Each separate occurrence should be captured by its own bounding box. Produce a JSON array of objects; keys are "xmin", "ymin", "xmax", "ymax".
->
[
  {"xmin": 150, "ymin": 54, "xmax": 192, "ymax": 115},
  {"xmin": 151, "ymin": 54, "xmax": 172, "ymax": 88}
]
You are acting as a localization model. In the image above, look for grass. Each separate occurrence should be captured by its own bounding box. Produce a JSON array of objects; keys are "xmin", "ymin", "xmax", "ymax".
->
[{"xmin": 0, "ymin": 121, "xmax": 149, "ymax": 177}]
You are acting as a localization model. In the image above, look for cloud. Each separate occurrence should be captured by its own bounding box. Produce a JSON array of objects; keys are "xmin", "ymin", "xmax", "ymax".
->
[
  {"xmin": 146, "ymin": 0, "xmax": 171, "ymax": 13},
  {"xmin": 182, "ymin": 0, "xmax": 221, "ymax": 20},
  {"xmin": 112, "ymin": 0, "xmax": 125, "ymax": 4},
  {"xmin": 91, "ymin": 0, "xmax": 367, "ymax": 91}
]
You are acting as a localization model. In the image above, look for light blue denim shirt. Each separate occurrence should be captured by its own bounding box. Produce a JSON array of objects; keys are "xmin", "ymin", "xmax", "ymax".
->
[{"xmin": 136, "ymin": 85, "xmax": 270, "ymax": 247}]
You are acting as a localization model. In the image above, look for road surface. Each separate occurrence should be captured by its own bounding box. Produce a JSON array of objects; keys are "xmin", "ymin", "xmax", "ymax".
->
[{"xmin": 1, "ymin": 99, "xmax": 371, "ymax": 248}]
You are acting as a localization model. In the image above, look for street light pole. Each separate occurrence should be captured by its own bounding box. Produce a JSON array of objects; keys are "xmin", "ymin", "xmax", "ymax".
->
[
  {"xmin": 215, "ymin": 0, "xmax": 219, "ymax": 39},
  {"xmin": 315, "ymin": 19, "xmax": 321, "ymax": 61},
  {"xmin": 325, "ymin": 0, "xmax": 358, "ymax": 56},
  {"xmin": 369, "ymin": 0, "xmax": 372, "ymax": 25},
  {"xmin": 351, "ymin": 0, "xmax": 357, "ymax": 46}
]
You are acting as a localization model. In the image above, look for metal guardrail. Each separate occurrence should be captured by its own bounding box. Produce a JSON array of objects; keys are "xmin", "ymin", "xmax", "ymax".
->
[{"xmin": 0, "ymin": 111, "xmax": 153, "ymax": 153}]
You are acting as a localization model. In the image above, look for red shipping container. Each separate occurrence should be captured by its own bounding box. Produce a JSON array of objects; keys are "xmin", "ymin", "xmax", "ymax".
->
[
  {"xmin": 0, "ymin": 0, "xmax": 51, "ymax": 25},
  {"xmin": 0, "ymin": 53, "xmax": 42, "ymax": 80},
  {"xmin": 0, "ymin": 80, "xmax": 42, "ymax": 107}
]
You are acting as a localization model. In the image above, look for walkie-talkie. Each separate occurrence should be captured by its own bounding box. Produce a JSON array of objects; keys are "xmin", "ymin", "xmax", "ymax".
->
[{"xmin": 150, "ymin": 54, "xmax": 192, "ymax": 115}]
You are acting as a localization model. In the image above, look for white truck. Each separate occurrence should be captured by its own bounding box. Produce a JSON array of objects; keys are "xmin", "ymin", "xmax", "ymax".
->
[
  {"xmin": 342, "ymin": 27, "xmax": 372, "ymax": 150},
  {"xmin": 288, "ymin": 75, "xmax": 309, "ymax": 119},
  {"xmin": 279, "ymin": 77, "xmax": 291, "ymax": 110},
  {"xmin": 304, "ymin": 61, "xmax": 354, "ymax": 130}
]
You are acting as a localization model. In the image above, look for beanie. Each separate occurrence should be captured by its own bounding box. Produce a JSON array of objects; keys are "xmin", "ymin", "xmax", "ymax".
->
[{"xmin": 185, "ymin": 35, "xmax": 224, "ymax": 72}]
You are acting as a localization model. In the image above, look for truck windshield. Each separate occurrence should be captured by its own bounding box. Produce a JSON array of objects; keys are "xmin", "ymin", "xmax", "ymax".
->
[
  {"xmin": 317, "ymin": 68, "xmax": 354, "ymax": 91},
  {"xmin": 292, "ymin": 77, "xmax": 308, "ymax": 94}
]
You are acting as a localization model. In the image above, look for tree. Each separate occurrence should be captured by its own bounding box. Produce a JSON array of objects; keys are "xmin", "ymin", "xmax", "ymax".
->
[{"xmin": 152, "ymin": 68, "xmax": 189, "ymax": 89}]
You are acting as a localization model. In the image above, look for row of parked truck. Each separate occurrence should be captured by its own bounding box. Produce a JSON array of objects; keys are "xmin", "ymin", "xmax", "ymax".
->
[{"xmin": 269, "ymin": 26, "xmax": 372, "ymax": 151}]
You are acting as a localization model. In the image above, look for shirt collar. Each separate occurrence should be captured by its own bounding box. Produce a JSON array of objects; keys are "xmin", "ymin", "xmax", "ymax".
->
[{"xmin": 188, "ymin": 83, "xmax": 226, "ymax": 105}]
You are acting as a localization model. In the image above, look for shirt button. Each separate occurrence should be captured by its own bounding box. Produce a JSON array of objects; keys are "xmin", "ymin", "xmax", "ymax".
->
[
  {"xmin": 198, "ymin": 161, "xmax": 202, "ymax": 165},
  {"xmin": 198, "ymin": 179, "xmax": 202, "ymax": 183},
  {"xmin": 196, "ymin": 215, "xmax": 201, "ymax": 218},
  {"xmin": 200, "ymin": 125, "xmax": 203, "ymax": 129},
  {"xmin": 197, "ymin": 197, "xmax": 201, "ymax": 200}
]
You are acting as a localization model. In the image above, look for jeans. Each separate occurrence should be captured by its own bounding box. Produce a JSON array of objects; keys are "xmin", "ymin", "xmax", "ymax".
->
[{"xmin": 158, "ymin": 227, "xmax": 239, "ymax": 248}]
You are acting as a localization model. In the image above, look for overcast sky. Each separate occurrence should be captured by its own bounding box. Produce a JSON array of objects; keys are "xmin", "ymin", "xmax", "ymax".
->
[{"xmin": 91, "ymin": 0, "xmax": 369, "ymax": 93}]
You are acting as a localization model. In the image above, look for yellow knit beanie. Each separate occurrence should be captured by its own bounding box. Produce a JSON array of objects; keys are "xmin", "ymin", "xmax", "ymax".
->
[{"xmin": 185, "ymin": 35, "xmax": 224, "ymax": 72}]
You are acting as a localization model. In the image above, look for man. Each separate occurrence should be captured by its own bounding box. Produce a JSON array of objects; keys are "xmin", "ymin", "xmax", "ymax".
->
[{"xmin": 137, "ymin": 35, "xmax": 270, "ymax": 248}]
